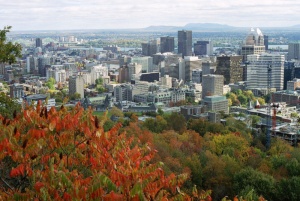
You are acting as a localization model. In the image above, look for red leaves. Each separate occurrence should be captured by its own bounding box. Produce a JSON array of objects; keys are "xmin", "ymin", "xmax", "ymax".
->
[
  {"xmin": 10, "ymin": 164, "xmax": 25, "ymax": 178},
  {"xmin": 102, "ymin": 191, "xmax": 123, "ymax": 201},
  {"xmin": 62, "ymin": 192, "xmax": 72, "ymax": 201},
  {"xmin": 34, "ymin": 182, "xmax": 44, "ymax": 192}
]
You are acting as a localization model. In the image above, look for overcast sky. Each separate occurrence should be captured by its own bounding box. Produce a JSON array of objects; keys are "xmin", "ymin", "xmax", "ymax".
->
[{"xmin": 1, "ymin": 0, "xmax": 300, "ymax": 30}]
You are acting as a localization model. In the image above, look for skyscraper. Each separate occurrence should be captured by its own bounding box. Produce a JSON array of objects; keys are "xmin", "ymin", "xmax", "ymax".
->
[
  {"xmin": 69, "ymin": 75, "xmax": 84, "ymax": 99},
  {"xmin": 194, "ymin": 41, "xmax": 213, "ymax": 56},
  {"xmin": 202, "ymin": 74, "xmax": 224, "ymax": 98},
  {"xmin": 160, "ymin": 36, "xmax": 174, "ymax": 53},
  {"xmin": 184, "ymin": 56, "xmax": 202, "ymax": 82},
  {"xmin": 264, "ymin": 35, "xmax": 269, "ymax": 50},
  {"xmin": 241, "ymin": 28, "xmax": 265, "ymax": 61},
  {"xmin": 288, "ymin": 43, "xmax": 300, "ymax": 61},
  {"xmin": 215, "ymin": 55, "xmax": 243, "ymax": 84},
  {"xmin": 142, "ymin": 40, "xmax": 158, "ymax": 56},
  {"xmin": 246, "ymin": 53, "xmax": 284, "ymax": 91},
  {"xmin": 36, "ymin": 38, "xmax": 42, "ymax": 48},
  {"xmin": 178, "ymin": 30, "xmax": 192, "ymax": 58}
]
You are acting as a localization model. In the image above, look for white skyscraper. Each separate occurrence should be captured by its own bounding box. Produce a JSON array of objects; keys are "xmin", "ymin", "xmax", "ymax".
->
[{"xmin": 246, "ymin": 53, "xmax": 284, "ymax": 91}]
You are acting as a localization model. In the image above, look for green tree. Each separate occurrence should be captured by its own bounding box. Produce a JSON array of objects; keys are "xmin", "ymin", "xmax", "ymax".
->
[
  {"xmin": 237, "ymin": 94, "xmax": 248, "ymax": 106},
  {"xmin": 69, "ymin": 92, "xmax": 81, "ymax": 100},
  {"xmin": 45, "ymin": 77, "xmax": 56, "ymax": 90},
  {"xmin": 233, "ymin": 168, "xmax": 276, "ymax": 200},
  {"xmin": 0, "ymin": 92, "xmax": 21, "ymax": 118},
  {"xmin": 0, "ymin": 26, "xmax": 22, "ymax": 65}
]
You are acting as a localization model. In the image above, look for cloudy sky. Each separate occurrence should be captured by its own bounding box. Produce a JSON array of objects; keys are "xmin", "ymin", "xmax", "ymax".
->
[{"xmin": 1, "ymin": 0, "xmax": 300, "ymax": 30}]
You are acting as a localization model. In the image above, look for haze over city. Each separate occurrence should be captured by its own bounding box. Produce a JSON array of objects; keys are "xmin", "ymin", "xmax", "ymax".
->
[{"xmin": 1, "ymin": 0, "xmax": 300, "ymax": 30}]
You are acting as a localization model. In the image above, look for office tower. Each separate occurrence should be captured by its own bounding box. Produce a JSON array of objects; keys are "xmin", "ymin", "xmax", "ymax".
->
[
  {"xmin": 184, "ymin": 56, "xmax": 202, "ymax": 82},
  {"xmin": 38, "ymin": 56, "xmax": 50, "ymax": 77},
  {"xmin": 36, "ymin": 38, "xmax": 42, "ymax": 48},
  {"xmin": 202, "ymin": 74, "xmax": 224, "ymax": 98},
  {"xmin": 142, "ymin": 40, "xmax": 158, "ymax": 56},
  {"xmin": 264, "ymin": 35, "xmax": 269, "ymax": 50},
  {"xmin": 288, "ymin": 43, "xmax": 300, "ymax": 61},
  {"xmin": 284, "ymin": 61, "xmax": 296, "ymax": 90},
  {"xmin": 202, "ymin": 61, "xmax": 216, "ymax": 75},
  {"xmin": 241, "ymin": 28, "xmax": 265, "ymax": 61},
  {"xmin": 160, "ymin": 36, "xmax": 175, "ymax": 53},
  {"xmin": 119, "ymin": 56, "xmax": 132, "ymax": 67},
  {"xmin": 194, "ymin": 41, "xmax": 213, "ymax": 56},
  {"xmin": 202, "ymin": 96, "xmax": 229, "ymax": 114},
  {"xmin": 131, "ymin": 56, "xmax": 153, "ymax": 73},
  {"xmin": 69, "ymin": 75, "xmax": 84, "ymax": 99},
  {"xmin": 246, "ymin": 53, "xmax": 285, "ymax": 91},
  {"xmin": 128, "ymin": 63, "xmax": 142, "ymax": 79},
  {"xmin": 215, "ymin": 55, "xmax": 243, "ymax": 84},
  {"xmin": 114, "ymin": 84, "xmax": 133, "ymax": 102},
  {"xmin": 26, "ymin": 56, "xmax": 37, "ymax": 74},
  {"xmin": 119, "ymin": 65, "xmax": 129, "ymax": 83},
  {"xmin": 192, "ymin": 69, "xmax": 202, "ymax": 83},
  {"xmin": 178, "ymin": 30, "xmax": 192, "ymax": 57}
]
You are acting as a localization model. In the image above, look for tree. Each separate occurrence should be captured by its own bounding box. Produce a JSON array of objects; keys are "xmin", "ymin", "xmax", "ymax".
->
[
  {"xmin": 0, "ymin": 92, "xmax": 21, "ymax": 118},
  {"xmin": 0, "ymin": 26, "xmax": 22, "ymax": 65},
  {"xmin": 45, "ymin": 77, "xmax": 56, "ymax": 90},
  {"xmin": 0, "ymin": 102, "xmax": 189, "ymax": 200},
  {"xmin": 233, "ymin": 168, "xmax": 276, "ymax": 200}
]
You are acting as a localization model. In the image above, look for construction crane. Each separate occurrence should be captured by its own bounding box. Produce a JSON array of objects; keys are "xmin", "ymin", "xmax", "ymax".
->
[
  {"xmin": 266, "ymin": 64, "xmax": 272, "ymax": 149},
  {"xmin": 266, "ymin": 64, "xmax": 279, "ymax": 149}
]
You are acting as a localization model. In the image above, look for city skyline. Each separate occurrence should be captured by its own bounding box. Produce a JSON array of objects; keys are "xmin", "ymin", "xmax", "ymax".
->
[{"xmin": 1, "ymin": 0, "xmax": 300, "ymax": 31}]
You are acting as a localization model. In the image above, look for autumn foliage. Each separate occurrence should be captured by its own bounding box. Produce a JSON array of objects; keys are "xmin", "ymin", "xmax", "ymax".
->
[{"xmin": 0, "ymin": 102, "xmax": 189, "ymax": 200}]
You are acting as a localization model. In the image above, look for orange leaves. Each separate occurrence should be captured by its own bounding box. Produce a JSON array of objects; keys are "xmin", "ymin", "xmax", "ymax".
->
[
  {"xmin": 0, "ymin": 101, "xmax": 190, "ymax": 200},
  {"xmin": 62, "ymin": 192, "xmax": 72, "ymax": 201},
  {"xmin": 34, "ymin": 182, "xmax": 44, "ymax": 192},
  {"xmin": 28, "ymin": 129, "xmax": 46, "ymax": 140},
  {"xmin": 102, "ymin": 191, "xmax": 123, "ymax": 201},
  {"xmin": 10, "ymin": 164, "xmax": 25, "ymax": 177}
]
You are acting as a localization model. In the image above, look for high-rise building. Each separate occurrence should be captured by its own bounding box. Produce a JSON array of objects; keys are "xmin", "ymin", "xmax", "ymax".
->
[
  {"xmin": 38, "ymin": 56, "xmax": 50, "ymax": 77},
  {"xmin": 284, "ymin": 61, "xmax": 296, "ymax": 90},
  {"xmin": 26, "ymin": 56, "xmax": 37, "ymax": 74},
  {"xmin": 202, "ymin": 95, "xmax": 229, "ymax": 114},
  {"xmin": 131, "ymin": 56, "xmax": 153, "ymax": 73},
  {"xmin": 288, "ymin": 43, "xmax": 300, "ymax": 61},
  {"xmin": 215, "ymin": 55, "xmax": 243, "ymax": 84},
  {"xmin": 184, "ymin": 56, "xmax": 202, "ymax": 82},
  {"xmin": 114, "ymin": 84, "xmax": 133, "ymax": 102},
  {"xmin": 241, "ymin": 28, "xmax": 265, "ymax": 61},
  {"xmin": 69, "ymin": 75, "xmax": 84, "ymax": 99},
  {"xmin": 264, "ymin": 35, "xmax": 269, "ymax": 50},
  {"xmin": 142, "ymin": 40, "xmax": 158, "ymax": 56},
  {"xmin": 194, "ymin": 41, "xmax": 213, "ymax": 56},
  {"xmin": 36, "ymin": 38, "xmax": 42, "ymax": 48},
  {"xmin": 178, "ymin": 30, "xmax": 192, "ymax": 57},
  {"xmin": 160, "ymin": 36, "xmax": 175, "ymax": 53},
  {"xmin": 246, "ymin": 53, "xmax": 285, "ymax": 91},
  {"xmin": 202, "ymin": 74, "xmax": 224, "ymax": 98}
]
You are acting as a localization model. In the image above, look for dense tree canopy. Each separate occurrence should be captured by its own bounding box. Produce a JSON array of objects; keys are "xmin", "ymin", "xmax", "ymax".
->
[{"xmin": 0, "ymin": 26, "xmax": 22, "ymax": 64}]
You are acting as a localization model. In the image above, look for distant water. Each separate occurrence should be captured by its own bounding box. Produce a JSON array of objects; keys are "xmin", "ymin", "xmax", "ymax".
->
[{"xmin": 213, "ymin": 45, "xmax": 288, "ymax": 51}]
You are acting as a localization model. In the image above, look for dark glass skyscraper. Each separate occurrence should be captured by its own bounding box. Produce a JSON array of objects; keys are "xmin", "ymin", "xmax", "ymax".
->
[
  {"xmin": 160, "ymin": 36, "xmax": 174, "ymax": 53},
  {"xmin": 36, "ymin": 38, "xmax": 42, "ymax": 48},
  {"xmin": 178, "ymin": 30, "xmax": 192, "ymax": 58}
]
